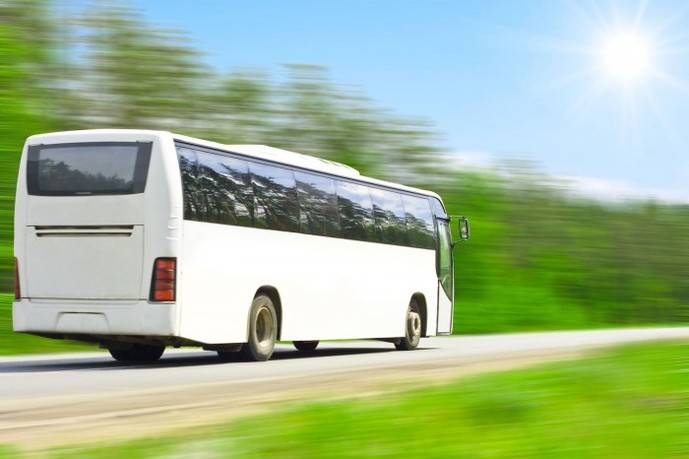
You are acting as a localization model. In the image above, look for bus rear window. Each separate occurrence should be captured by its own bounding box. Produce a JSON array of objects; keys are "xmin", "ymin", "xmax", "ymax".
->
[{"xmin": 27, "ymin": 142, "xmax": 152, "ymax": 196}]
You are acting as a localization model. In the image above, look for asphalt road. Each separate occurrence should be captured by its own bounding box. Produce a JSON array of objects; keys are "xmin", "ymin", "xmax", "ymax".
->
[{"xmin": 2, "ymin": 327, "xmax": 689, "ymax": 449}]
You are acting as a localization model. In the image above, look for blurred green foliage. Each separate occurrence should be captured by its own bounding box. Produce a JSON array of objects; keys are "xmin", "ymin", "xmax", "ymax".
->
[
  {"xmin": 39, "ymin": 341, "xmax": 689, "ymax": 458},
  {"xmin": 0, "ymin": 0, "xmax": 688, "ymax": 345}
]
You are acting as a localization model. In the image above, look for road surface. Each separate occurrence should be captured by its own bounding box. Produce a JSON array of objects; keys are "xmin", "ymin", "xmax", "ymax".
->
[{"xmin": 2, "ymin": 327, "xmax": 689, "ymax": 450}]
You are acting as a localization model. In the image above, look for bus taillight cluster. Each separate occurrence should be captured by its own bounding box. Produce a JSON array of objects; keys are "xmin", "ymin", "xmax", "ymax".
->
[{"xmin": 150, "ymin": 258, "xmax": 176, "ymax": 302}]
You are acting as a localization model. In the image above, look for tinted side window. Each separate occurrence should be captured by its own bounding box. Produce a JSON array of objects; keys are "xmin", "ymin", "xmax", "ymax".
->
[
  {"xmin": 336, "ymin": 181, "xmax": 375, "ymax": 241},
  {"xmin": 295, "ymin": 172, "xmax": 339, "ymax": 237},
  {"xmin": 250, "ymin": 162, "xmax": 300, "ymax": 232},
  {"xmin": 370, "ymin": 187, "xmax": 407, "ymax": 245},
  {"xmin": 196, "ymin": 151, "xmax": 253, "ymax": 226},
  {"xmin": 402, "ymin": 195, "xmax": 435, "ymax": 249},
  {"xmin": 177, "ymin": 147, "xmax": 201, "ymax": 220}
]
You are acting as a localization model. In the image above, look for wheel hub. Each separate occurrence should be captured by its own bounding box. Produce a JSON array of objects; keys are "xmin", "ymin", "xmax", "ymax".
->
[
  {"xmin": 408, "ymin": 311, "xmax": 421, "ymax": 339},
  {"xmin": 255, "ymin": 305, "xmax": 274, "ymax": 348}
]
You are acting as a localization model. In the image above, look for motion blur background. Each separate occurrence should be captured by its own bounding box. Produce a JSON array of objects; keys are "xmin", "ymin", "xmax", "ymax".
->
[{"xmin": 1, "ymin": 0, "xmax": 689, "ymax": 353}]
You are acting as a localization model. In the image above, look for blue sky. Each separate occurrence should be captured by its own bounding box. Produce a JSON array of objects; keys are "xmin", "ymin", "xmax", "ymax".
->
[{"xmin": 131, "ymin": 0, "xmax": 689, "ymax": 201}]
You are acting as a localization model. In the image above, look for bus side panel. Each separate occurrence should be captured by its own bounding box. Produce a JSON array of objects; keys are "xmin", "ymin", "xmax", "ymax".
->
[
  {"xmin": 177, "ymin": 221, "xmax": 438, "ymax": 344},
  {"xmin": 177, "ymin": 222, "xmax": 257, "ymax": 344},
  {"xmin": 147, "ymin": 134, "xmax": 185, "ymax": 331}
]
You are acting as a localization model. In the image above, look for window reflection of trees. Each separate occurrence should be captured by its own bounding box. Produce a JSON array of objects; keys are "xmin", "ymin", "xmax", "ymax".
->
[
  {"xmin": 179, "ymin": 149, "xmax": 253, "ymax": 226},
  {"xmin": 178, "ymin": 150, "xmax": 201, "ymax": 220},
  {"xmin": 296, "ymin": 172, "xmax": 339, "ymax": 237},
  {"xmin": 250, "ymin": 163, "xmax": 299, "ymax": 232},
  {"xmin": 402, "ymin": 195, "xmax": 435, "ymax": 249},
  {"xmin": 177, "ymin": 146, "xmax": 438, "ymax": 250},
  {"xmin": 38, "ymin": 159, "xmax": 132, "ymax": 192},
  {"xmin": 336, "ymin": 181, "xmax": 375, "ymax": 242},
  {"xmin": 197, "ymin": 152, "xmax": 253, "ymax": 226},
  {"xmin": 370, "ymin": 188, "xmax": 407, "ymax": 245}
]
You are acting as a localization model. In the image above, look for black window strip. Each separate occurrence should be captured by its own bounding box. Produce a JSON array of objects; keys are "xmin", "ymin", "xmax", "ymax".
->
[
  {"xmin": 27, "ymin": 141, "xmax": 152, "ymax": 196},
  {"xmin": 175, "ymin": 140, "xmax": 438, "ymax": 249}
]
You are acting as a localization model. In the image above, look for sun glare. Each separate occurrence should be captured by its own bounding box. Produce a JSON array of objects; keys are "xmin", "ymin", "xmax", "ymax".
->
[
  {"xmin": 541, "ymin": 3, "xmax": 688, "ymax": 124},
  {"xmin": 599, "ymin": 31, "xmax": 652, "ymax": 84}
]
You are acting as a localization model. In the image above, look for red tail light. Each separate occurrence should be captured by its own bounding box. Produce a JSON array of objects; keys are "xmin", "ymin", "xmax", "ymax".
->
[
  {"xmin": 150, "ymin": 258, "xmax": 176, "ymax": 302},
  {"xmin": 14, "ymin": 258, "xmax": 20, "ymax": 301}
]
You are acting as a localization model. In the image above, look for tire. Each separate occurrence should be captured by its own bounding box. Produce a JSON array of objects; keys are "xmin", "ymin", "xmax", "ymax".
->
[
  {"xmin": 395, "ymin": 300, "xmax": 422, "ymax": 350},
  {"xmin": 109, "ymin": 344, "xmax": 165, "ymax": 363},
  {"xmin": 240, "ymin": 294, "xmax": 278, "ymax": 361},
  {"xmin": 293, "ymin": 340, "xmax": 319, "ymax": 352}
]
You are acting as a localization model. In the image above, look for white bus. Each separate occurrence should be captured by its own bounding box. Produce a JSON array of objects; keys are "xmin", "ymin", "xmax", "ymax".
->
[{"xmin": 13, "ymin": 130, "xmax": 469, "ymax": 362}]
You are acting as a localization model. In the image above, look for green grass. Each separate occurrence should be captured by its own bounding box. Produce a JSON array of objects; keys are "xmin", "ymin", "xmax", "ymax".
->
[
  {"xmin": 25, "ymin": 340, "xmax": 689, "ymax": 458},
  {"xmin": 0, "ymin": 294, "xmax": 94, "ymax": 355}
]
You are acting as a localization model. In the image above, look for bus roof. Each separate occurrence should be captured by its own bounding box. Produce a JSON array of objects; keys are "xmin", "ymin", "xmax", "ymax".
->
[
  {"xmin": 26, "ymin": 129, "xmax": 443, "ymax": 202},
  {"xmin": 174, "ymin": 132, "xmax": 443, "ymax": 202}
]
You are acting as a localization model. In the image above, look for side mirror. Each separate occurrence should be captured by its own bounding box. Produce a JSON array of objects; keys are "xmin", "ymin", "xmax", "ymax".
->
[{"xmin": 457, "ymin": 216, "xmax": 470, "ymax": 241}]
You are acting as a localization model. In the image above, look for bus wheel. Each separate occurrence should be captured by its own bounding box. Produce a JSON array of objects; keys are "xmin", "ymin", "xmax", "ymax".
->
[
  {"xmin": 109, "ymin": 344, "xmax": 165, "ymax": 363},
  {"xmin": 293, "ymin": 340, "xmax": 319, "ymax": 352},
  {"xmin": 241, "ymin": 294, "xmax": 278, "ymax": 361},
  {"xmin": 395, "ymin": 301, "xmax": 422, "ymax": 350}
]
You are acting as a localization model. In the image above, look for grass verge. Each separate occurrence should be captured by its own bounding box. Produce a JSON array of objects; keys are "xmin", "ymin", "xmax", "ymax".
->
[{"xmin": 21, "ymin": 340, "xmax": 689, "ymax": 458}]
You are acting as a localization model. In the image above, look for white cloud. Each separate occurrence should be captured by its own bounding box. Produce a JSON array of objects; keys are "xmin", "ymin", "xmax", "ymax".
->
[
  {"xmin": 445, "ymin": 151, "xmax": 497, "ymax": 170},
  {"xmin": 447, "ymin": 151, "xmax": 689, "ymax": 205},
  {"xmin": 557, "ymin": 175, "xmax": 689, "ymax": 205}
]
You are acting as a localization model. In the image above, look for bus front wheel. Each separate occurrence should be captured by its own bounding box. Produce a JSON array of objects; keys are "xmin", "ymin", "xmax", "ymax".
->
[
  {"xmin": 395, "ymin": 301, "xmax": 422, "ymax": 351},
  {"xmin": 241, "ymin": 294, "xmax": 278, "ymax": 361}
]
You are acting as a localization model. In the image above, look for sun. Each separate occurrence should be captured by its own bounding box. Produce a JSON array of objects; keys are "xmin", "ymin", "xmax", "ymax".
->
[
  {"xmin": 599, "ymin": 31, "xmax": 653, "ymax": 84},
  {"xmin": 541, "ymin": 3, "xmax": 688, "ymax": 123}
]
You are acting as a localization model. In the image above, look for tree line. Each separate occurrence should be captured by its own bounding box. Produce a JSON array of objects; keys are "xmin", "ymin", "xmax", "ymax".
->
[{"xmin": 1, "ymin": 0, "xmax": 688, "ymax": 332}]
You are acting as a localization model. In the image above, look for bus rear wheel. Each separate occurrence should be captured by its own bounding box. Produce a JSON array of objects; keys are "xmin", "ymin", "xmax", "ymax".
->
[
  {"xmin": 395, "ymin": 301, "xmax": 422, "ymax": 350},
  {"xmin": 293, "ymin": 340, "xmax": 319, "ymax": 352},
  {"xmin": 241, "ymin": 294, "xmax": 278, "ymax": 361},
  {"xmin": 109, "ymin": 344, "xmax": 165, "ymax": 363}
]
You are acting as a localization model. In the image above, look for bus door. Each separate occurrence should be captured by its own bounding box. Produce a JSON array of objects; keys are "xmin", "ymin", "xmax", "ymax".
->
[{"xmin": 436, "ymin": 218, "xmax": 454, "ymax": 334}]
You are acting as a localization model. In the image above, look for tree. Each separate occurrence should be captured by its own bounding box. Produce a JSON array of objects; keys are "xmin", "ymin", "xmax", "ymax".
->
[{"xmin": 71, "ymin": 3, "xmax": 209, "ymax": 131}]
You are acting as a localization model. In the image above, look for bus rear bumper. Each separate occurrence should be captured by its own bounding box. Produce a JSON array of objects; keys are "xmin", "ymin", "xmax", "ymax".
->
[{"xmin": 12, "ymin": 299, "xmax": 179, "ymax": 337}]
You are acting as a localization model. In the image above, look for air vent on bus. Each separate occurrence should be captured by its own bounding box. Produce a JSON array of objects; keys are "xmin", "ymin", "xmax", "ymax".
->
[{"xmin": 33, "ymin": 225, "xmax": 135, "ymax": 237}]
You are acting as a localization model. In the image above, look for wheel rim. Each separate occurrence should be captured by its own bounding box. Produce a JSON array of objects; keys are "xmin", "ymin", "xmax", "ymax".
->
[
  {"xmin": 255, "ymin": 304, "xmax": 274, "ymax": 349},
  {"xmin": 407, "ymin": 310, "xmax": 421, "ymax": 342}
]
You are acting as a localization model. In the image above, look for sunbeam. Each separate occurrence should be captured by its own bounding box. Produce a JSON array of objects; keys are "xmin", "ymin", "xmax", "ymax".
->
[{"xmin": 532, "ymin": 0, "xmax": 689, "ymax": 131}]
